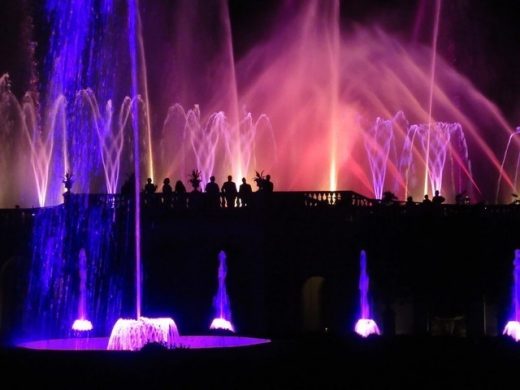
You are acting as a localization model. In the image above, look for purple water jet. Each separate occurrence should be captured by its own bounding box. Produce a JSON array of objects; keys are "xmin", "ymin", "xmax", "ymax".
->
[
  {"xmin": 354, "ymin": 250, "xmax": 380, "ymax": 338},
  {"xmin": 503, "ymin": 249, "xmax": 520, "ymax": 342},
  {"xmin": 210, "ymin": 250, "xmax": 235, "ymax": 333},
  {"xmin": 71, "ymin": 249, "xmax": 93, "ymax": 332},
  {"xmin": 106, "ymin": 0, "xmax": 180, "ymax": 350}
]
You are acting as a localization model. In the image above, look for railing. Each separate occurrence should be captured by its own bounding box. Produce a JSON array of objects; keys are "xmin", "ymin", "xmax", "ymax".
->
[
  {"xmin": 4, "ymin": 192, "xmax": 520, "ymax": 218},
  {"xmin": 302, "ymin": 191, "xmax": 374, "ymax": 207}
]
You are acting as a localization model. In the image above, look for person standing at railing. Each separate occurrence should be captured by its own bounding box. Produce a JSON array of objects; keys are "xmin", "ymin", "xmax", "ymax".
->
[
  {"xmin": 143, "ymin": 178, "xmax": 158, "ymax": 206},
  {"xmin": 121, "ymin": 173, "xmax": 135, "ymax": 199},
  {"xmin": 239, "ymin": 178, "xmax": 252, "ymax": 207},
  {"xmin": 264, "ymin": 175, "xmax": 274, "ymax": 193},
  {"xmin": 205, "ymin": 176, "xmax": 221, "ymax": 209},
  {"xmin": 162, "ymin": 178, "xmax": 173, "ymax": 208},
  {"xmin": 432, "ymin": 190, "xmax": 445, "ymax": 205},
  {"xmin": 174, "ymin": 179, "xmax": 187, "ymax": 209},
  {"xmin": 222, "ymin": 175, "xmax": 238, "ymax": 208}
]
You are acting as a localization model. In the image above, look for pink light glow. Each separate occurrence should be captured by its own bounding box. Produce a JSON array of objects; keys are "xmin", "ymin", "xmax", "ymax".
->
[
  {"xmin": 210, "ymin": 317, "xmax": 235, "ymax": 333},
  {"xmin": 503, "ymin": 321, "xmax": 520, "ymax": 342},
  {"xmin": 354, "ymin": 319, "xmax": 381, "ymax": 338},
  {"xmin": 107, "ymin": 317, "xmax": 180, "ymax": 351},
  {"xmin": 72, "ymin": 319, "xmax": 93, "ymax": 332}
]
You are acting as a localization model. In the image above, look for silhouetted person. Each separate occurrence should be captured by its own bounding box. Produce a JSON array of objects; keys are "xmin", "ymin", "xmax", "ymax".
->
[
  {"xmin": 405, "ymin": 196, "xmax": 415, "ymax": 206},
  {"xmin": 174, "ymin": 180, "xmax": 187, "ymax": 209},
  {"xmin": 264, "ymin": 174, "xmax": 274, "ymax": 193},
  {"xmin": 143, "ymin": 177, "xmax": 157, "ymax": 206},
  {"xmin": 144, "ymin": 178, "xmax": 156, "ymax": 194},
  {"xmin": 239, "ymin": 177, "xmax": 253, "ymax": 207},
  {"xmin": 455, "ymin": 192, "xmax": 465, "ymax": 205},
  {"xmin": 422, "ymin": 194, "xmax": 431, "ymax": 205},
  {"xmin": 162, "ymin": 178, "xmax": 173, "ymax": 208},
  {"xmin": 205, "ymin": 176, "xmax": 221, "ymax": 209},
  {"xmin": 382, "ymin": 191, "xmax": 397, "ymax": 206},
  {"xmin": 221, "ymin": 175, "xmax": 238, "ymax": 208},
  {"xmin": 432, "ymin": 190, "xmax": 445, "ymax": 205},
  {"xmin": 121, "ymin": 174, "xmax": 135, "ymax": 199}
]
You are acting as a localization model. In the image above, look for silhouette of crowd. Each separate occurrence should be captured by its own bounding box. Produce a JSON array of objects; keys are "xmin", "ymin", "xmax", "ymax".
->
[{"xmin": 120, "ymin": 170, "xmax": 274, "ymax": 210}]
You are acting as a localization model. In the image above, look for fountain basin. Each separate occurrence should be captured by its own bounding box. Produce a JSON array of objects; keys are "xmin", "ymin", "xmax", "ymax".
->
[{"xmin": 16, "ymin": 335, "xmax": 270, "ymax": 351}]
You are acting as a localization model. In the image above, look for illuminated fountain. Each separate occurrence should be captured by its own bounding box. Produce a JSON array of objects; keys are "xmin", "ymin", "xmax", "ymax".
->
[
  {"xmin": 354, "ymin": 250, "xmax": 380, "ymax": 338},
  {"xmin": 209, "ymin": 251, "xmax": 235, "ymax": 333},
  {"xmin": 71, "ymin": 249, "xmax": 93, "ymax": 332},
  {"xmin": 0, "ymin": 1, "xmax": 519, "ymax": 208},
  {"xmin": 503, "ymin": 249, "xmax": 520, "ymax": 342},
  {"xmin": 2, "ymin": 0, "xmax": 517, "ymax": 349}
]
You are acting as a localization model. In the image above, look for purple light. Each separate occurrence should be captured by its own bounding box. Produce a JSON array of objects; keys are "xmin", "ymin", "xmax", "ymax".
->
[
  {"xmin": 72, "ymin": 249, "xmax": 93, "ymax": 332},
  {"xmin": 354, "ymin": 319, "xmax": 381, "ymax": 338},
  {"xmin": 503, "ymin": 249, "xmax": 520, "ymax": 342},
  {"xmin": 210, "ymin": 251, "xmax": 235, "ymax": 332},
  {"xmin": 503, "ymin": 321, "xmax": 520, "ymax": 342},
  {"xmin": 210, "ymin": 317, "xmax": 235, "ymax": 333},
  {"xmin": 72, "ymin": 319, "xmax": 93, "ymax": 332},
  {"xmin": 354, "ymin": 250, "xmax": 381, "ymax": 337},
  {"xmin": 107, "ymin": 317, "xmax": 180, "ymax": 351}
]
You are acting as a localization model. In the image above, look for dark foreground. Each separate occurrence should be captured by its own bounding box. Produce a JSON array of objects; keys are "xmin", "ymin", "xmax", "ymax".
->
[{"xmin": 2, "ymin": 335, "xmax": 520, "ymax": 389}]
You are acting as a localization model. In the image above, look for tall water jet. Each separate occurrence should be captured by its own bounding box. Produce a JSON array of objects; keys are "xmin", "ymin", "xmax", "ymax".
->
[
  {"xmin": 354, "ymin": 250, "xmax": 380, "ymax": 338},
  {"xmin": 423, "ymin": 0, "xmax": 443, "ymax": 196},
  {"xmin": 107, "ymin": 0, "xmax": 179, "ymax": 351},
  {"xmin": 128, "ymin": 0, "xmax": 142, "ymax": 322},
  {"xmin": 71, "ymin": 248, "xmax": 93, "ymax": 332},
  {"xmin": 210, "ymin": 250, "xmax": 235, "ymax": 333},
  {"xmin": 503, "ymin": 249, "xmax": 520, "ymax": 342},
  {"xmin": 364, "ymin": 112, "xmax": 406, "ymax": 199}
]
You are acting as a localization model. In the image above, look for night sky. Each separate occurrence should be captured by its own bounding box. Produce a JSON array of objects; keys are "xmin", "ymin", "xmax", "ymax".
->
[{"xmin": 0, "ymin": 0, "xmax": 519, "ymax": 122}]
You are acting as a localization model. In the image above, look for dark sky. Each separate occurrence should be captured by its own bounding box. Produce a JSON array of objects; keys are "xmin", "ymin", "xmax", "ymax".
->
[{"xmin": 0, "ymin": 0, "xmax": 519, "ymax": 122}]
